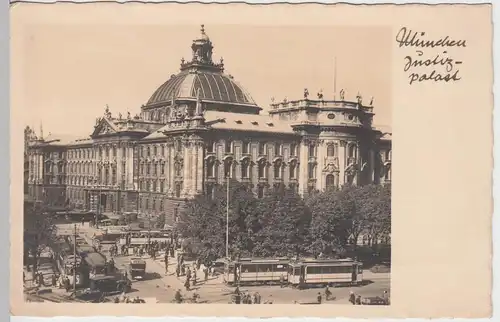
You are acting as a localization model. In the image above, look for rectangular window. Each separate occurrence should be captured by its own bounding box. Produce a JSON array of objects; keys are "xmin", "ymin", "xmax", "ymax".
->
[
  {"xmin": 274, "ymin": 143, "xmax": 281, "ymax": 156},
  {"xmin": 258, "ymin": 142, "xmax": 266, "ymax": 155},
  {"xmin": 225, "ymin": 140, "xmax": 232, "ymax": 153},
  {"xmin": 242, "ymin": 141, "xmax": 250, "ymax": 154},
  {"xmin": 309, "ymin": 144, "xmax": 316, "ymax": 157},
  {"xmin": 290, "ymin": 144, "xmax": 296, "ymax": 157},
  {"xmin": 206, "ymin": 142, "xmax": 215, "ymax": 153}
]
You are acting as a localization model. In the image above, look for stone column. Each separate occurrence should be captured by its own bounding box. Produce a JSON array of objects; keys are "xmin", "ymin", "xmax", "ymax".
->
[
  {"xmin": 338, "ymin": 140, "xmax": 346, "ymax": 186},
  {"xmin": 168, "ymin": 143, "xmax": 175, "ymax": 196},
  {"xmin": 316, "ymin": 140, "xmax": 325, "ymax": 191},
  {"xmin": 189, "ymin": 141, "xmax": 200, "ymax": 195},
  {"xmin": 298, "ymin": 139, "xmax": 309, "ymax": 195},
  {"xmin": 182, "ymin": 140, "xmax": 191, "ymax": 197}
]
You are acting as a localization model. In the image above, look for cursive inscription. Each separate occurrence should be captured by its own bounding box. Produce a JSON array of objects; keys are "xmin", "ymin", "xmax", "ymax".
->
[{"xmin": 397, "ymin": 27, "xmax": 466, "ymax": 85}]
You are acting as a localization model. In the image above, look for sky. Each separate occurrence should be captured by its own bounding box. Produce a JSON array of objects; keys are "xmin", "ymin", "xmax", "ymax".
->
[{"xmin": 15, "ymin": 24, "xmax": 392, "ymax": 137}]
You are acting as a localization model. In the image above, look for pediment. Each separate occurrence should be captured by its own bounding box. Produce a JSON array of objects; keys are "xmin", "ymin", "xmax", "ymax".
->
[{"xmin": 91, "ymin": 118, "xmax": 118, "ymax": 137}]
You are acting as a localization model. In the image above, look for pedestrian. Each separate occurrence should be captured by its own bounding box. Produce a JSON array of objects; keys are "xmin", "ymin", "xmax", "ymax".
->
[
  {"xmin": 174, "ymin": 289, "xmax": 183, "ymax": 303},
  {"xmin": 317, "ymin": 292, "xmax": 322, "ymax": 304},
  {"xmin": 184, "ymin": 278, "xmax": 191, "ymax": 291},
  {"xmin": 255, "ymin": 292, "xmax": 261, "ymax": 304},
  {"xmin": 325, "ymin": 286, "xmax": 332, "ymax": 300},
  {"xmin": 211, "ymin": 266, "xmax": 215, "ymax": 277},
  {"xmin": 23, "ymin": 271, "xmax": 25, "ymax": 284},
  {"xmin": 192, "ymin": 270, "xmax": 197, "ymax": 285},
  {"xmin": 355, "ymin": 295, "xmax": 362, "ymax": 305},
  {"xmin": 382, "ymin": 290, "xmax": 389, "ymax": 305},
  {"xmin": 38, "ymin": 272, "xmax": 44, "ymax": 287},
  {"xmin": 51, "ymin": 274, "xmax": 57, "ymax": 287},
  {"xmin": 251, "ymin": 292, "xmax": 257, "ymax": 304},
  {"xmin": 165, "ymin": 258, "xmax": 169, "ymax": 274},
  {"xmin": 279, "ymin": 273, "xmax": 284, "ymax": 288},
  {"xmin": 349, "ymin": 291, "xmax": 356, "ymax": 305},
  {"xmin": 204, "ymin": 268, "xmax": 208, "ymax": 282},
  {"xmin": 176, "ymin": 266, "xmax": 180, "ymax": 277}
]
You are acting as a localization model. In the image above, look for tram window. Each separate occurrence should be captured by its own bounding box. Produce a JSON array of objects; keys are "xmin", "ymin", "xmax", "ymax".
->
[
  {"xmin": 241, "ymin": 265, "xmax": 256, "ymax": 273},
  {"xmin": 274, "ymin": 264, "xmax": 286, "ymax": 271},
  {"xmin": 358, "ymin": 266, "xmax": 363, "ymax": 273},
  {"xmin": 258, "ymin": 264, "xmax": 271, "ymax": 272}
]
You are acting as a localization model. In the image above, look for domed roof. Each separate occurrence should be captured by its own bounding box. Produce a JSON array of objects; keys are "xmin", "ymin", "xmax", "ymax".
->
[
  {"xmin": 147, "ymin": 70, "xmax": 257, "ymax": 107},
  {"xmin": 146, "ymin": 25, "xmax": 258, "ymax": 109}
]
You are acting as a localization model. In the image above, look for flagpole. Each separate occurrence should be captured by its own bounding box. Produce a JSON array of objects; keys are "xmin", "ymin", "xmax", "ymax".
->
[{"xmin": 334, "ymin": 56, "xmax": 337, "ymax": 99}]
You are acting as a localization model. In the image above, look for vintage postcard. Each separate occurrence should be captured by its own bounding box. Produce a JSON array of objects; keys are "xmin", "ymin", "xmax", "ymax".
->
[{"xmin": 10, "ymin": 2, "xmax": 492, "ymax": 318}]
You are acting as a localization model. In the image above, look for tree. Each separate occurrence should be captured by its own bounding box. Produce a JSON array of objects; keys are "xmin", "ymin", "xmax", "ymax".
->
[
  {"xmin": 253, "ymin": 189, "xmax": 311, "ymax": 258},
  {"xmin": 178, "ymin": 181, "xmax": 259, "ymax": 260},
  {"xmin": 23, "ymin": 201, "xmax": 57, "ymax": 274},
  {"xmin": 306, "ymin": 188, "xmax": 354, "ymax": 258}
]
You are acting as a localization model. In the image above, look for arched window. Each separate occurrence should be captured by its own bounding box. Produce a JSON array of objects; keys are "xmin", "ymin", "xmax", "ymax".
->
[
  {"xmin": 147, "ymin": 147, "xmax": 151, "ymax": 157},
  {"xmin": 326, "ymin": 174, "xmax": 336, "ymax": 190},
  {"xmin": 161, "ymin": 145, "xmax": 165, "ymax": 156},
  {"xmin": 348, "ymin": 145, "xmax": 356, "ymax": 158},
  {"xmin": 152, "ymin": 180, "xmax": 157, "ymax": 192},
  {"xmin": 224, "ymin": 160, "xmax": 232, "ymax": 178},
  {"xmin": 145, "ymin": 198, "xmax": 149, "ymax": 210},
  {"xmin": 152, "ymin": 199, "xmax": 156, "ymax": 211},
  {"xmin": 274, "ymin": 162, "xmax": 281, "ymax": 179},
  {"xmin": 153, "ymin": 146, "xmax": 157, "ymax": 156},
  {"xmin": 289, "ymin": 162, "xmax": 296, "ymax": 179},
  {"xmin": 258, "ymin": 161, "xmax": 266, "ymax": 178},
  {"xmin": 290, "ymin": 144, "xmax": 296, "ymax": 157},
  {"xmin": 161, "ymin": 163, "xmax": 165, "ymax": 175},
  {"xmin": 241, "ymin": 161, "xmax": 249, "ymax": 178},
  {"xmin": 327, "ymin": 144, "xmax": 335, "ymax": 157},
  {"xmin": 207, "ymin": 159, "xmax": 215, "ymax": 177}
]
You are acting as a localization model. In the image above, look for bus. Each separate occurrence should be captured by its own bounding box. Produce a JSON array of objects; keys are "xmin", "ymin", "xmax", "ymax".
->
[
  {"xmin": 288, "ymin": 258, "xmax": 363, "ymax": 288},
  {"xmin": 83, "ymin": 252, "xmax": 108, "ymax": 278},
  {"xmin": 128, "ymin": 258, "xmax": 146, "ymax": 280},
  {"xmin": 223, "ymin": 258, "xmax": 290, "ymax": 285}
]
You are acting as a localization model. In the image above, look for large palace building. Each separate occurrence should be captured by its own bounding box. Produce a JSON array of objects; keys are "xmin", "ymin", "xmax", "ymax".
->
[{"xmin": 25, "ymin": 25, "xmax": 392, "ymax": 225}]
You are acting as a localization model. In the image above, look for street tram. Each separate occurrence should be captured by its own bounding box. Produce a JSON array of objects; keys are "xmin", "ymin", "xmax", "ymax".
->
[
  {"xmin": 288, "ymin": 258, "xmax": 363, "ymax": 288},
  {"xmin": 223, "ymin": 258, "xmax": 290, "ymax": 285}
]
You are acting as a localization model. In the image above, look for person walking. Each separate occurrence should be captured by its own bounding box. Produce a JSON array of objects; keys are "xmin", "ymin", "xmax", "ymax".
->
[
  {"xmin": 349, "ymin": 291, "xmax": 356, "ymax": 305},
  {"xmin": 317, "ymin": 292, "xmax": 322, "ymax": 304},
  {"xmin": 184, "ymin": 277, "xmax": 191, "ymax": 291},
  {"xmin": 325, "ymin": 286, "xmax": 332, "ymax": 300},
  {"xmin": 279, "ymin": 273, "xmax": 285, "ymax": 288},
  {"xmin": 355, "ymin": 295, "xmax": 362, "ymax": 305}
]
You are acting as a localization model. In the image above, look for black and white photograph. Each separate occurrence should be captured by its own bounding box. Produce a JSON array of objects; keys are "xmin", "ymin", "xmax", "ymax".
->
[{"xmin": 21, "ymin": 21, "xmax": 392, "ymax": 306}]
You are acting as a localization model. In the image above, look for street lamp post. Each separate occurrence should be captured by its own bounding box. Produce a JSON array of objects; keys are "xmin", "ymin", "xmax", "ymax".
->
[{"xmin": 226, "ymin": 175, "xmax": 229, "ymax": 259}]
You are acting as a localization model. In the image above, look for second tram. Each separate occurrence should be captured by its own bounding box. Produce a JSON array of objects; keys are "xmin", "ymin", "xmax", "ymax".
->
[{"xmin": 288, "ymin": 258, "xmax": 363, "ymax": 287}]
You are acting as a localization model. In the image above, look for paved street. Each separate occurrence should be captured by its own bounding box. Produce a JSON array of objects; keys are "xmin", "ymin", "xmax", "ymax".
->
[{"xmin": 48, "ymin": 222, "xmax": 390, "ymax": 304}]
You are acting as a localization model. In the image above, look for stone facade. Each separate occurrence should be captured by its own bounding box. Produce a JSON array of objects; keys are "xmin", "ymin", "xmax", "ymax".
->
[{"xmin": 26, "ymin": 25, "xmax": 391, "ymax": 225}]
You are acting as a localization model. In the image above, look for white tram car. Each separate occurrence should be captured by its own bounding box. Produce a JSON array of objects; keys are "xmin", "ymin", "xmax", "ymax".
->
[
  {"xmin": 223, "ymin": 258, "xmax": 289, "ymax": 285},
  {"xmin": 288, "ymin": 258, "xmax": 363, "ymax": 287}
]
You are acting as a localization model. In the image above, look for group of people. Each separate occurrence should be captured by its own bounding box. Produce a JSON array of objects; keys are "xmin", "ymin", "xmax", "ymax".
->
[
  {"xmin": 232, "ymin": 287, "xmax": 263, "ymax": 304},
  {"xmin": 112, "ymin": 294, "xmax": 145, "ymax": 303}
]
